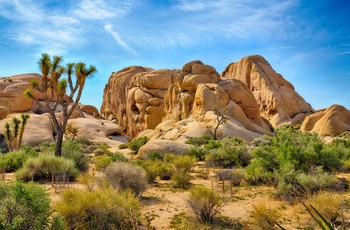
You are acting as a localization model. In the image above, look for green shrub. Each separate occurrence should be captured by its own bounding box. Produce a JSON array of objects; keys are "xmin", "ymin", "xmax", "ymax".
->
[
  {"xmin": 140, "ymin": 160, "xmax": 173, "ymax": 183},
  {"xmin": 276, "ymin": 167, "xmax": 338, "ymax": 202},
  {"xmin": 0, "ymin": 146, "xmax": 38, "ymax": 172},
  {"xmin": 94, "ymin": 152, "xmax": 128, "ymax": 171},
  {"xmin": 185, "ymin": 135, "xmax": 212, "ymax": 146},
  {"xmin": 15, "ymin": 154, "xmax": 79, "ymax": 182},
  {"xmin": 171, "ymin": 170, "xmax": 192, "ymax": 189},
  {"xmin": 54, "ymin": 188, "xmax": 140, "ymax": 229},
  {"xmin": 128, "ymin": 136, "xmax": 148, "ymax": 153},
  {"xmin": 186, "ymin": 186, "xmax": 224, "ymax": 223},
  {"xmin": 147, "ymin": 151, "xmax": 162, "ymax": 161},
  {"xmin": 184, "ymin": 147, "xmax": 207, "ymax": 161},
  {"xmin": 172, "ymin": 155, "xmax": 196, "ymax": 172},
  {"xmin": 75, "ymin": 136, "xmax": 92, "ymax": 146},
  {"xmin": 206, "ymin": 137, "xmax": 251, "ymax": 168},
  {"xmin": 0, "ymin": 181, "xmax": 51, "ymax": 229},
  {"xmin": 104, "ymin": 162, "xmax": 148, "ymax": 196}
]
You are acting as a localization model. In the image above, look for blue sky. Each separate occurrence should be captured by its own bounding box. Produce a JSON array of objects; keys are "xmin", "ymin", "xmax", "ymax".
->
[{"xmin": 0, "ymin": 0, "xmax": 349, "ymax": 110}]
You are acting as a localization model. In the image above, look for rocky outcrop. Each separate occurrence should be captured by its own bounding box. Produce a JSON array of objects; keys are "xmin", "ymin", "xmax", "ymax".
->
[
  {"xmin": 301, "ymin": 105, "xmax": 350, "ymax": 136},
  {"xmin": 222, "ymin": 55, "xmax": 314, "ymax": 127},
  {"xmin": 67, "ymin": 118, "xmax": 127, "ymax": 151},
  {"xmin": 0, "ymin": 114, "xmax": 54, "ymax": 147},
  {"xmin": 0, "ymin": 74, "xmax": 36, "ymax": 112}
]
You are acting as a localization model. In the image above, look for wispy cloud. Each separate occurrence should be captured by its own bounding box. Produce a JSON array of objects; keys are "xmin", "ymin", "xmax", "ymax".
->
[
  {"xmin": 73, "ymin": 0, "xmax": 116, "ymax": 20},
  {"xmin": 104, "ymin": 24, "xmax": 138, "ymax": 55}
]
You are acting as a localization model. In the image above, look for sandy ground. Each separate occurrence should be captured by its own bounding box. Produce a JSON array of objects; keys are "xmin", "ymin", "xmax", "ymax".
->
[{"xmin": 2, "ymin": 169, "xmax": 350, "ymax": 229}]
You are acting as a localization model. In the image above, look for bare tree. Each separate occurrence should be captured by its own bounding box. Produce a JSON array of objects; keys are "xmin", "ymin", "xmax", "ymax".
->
[
  {"xmin": 213, "ymin": 107, "xmax": 229, "ymax": 140},
  {"xmin": 25, "ymin": 54, "xmax": 97, "ymax": 156}
]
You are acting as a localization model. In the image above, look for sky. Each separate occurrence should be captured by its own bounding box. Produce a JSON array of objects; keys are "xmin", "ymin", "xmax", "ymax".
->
[{"xmin": 0, "ymin": 0, "xmax": 349, "ymax": 110}]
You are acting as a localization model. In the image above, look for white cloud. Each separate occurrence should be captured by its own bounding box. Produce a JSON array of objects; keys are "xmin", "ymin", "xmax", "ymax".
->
[
  {"xmin": 73, "ymin": 0, "xmax": 116, "ymax": 20},
  {"xmin": 104, "ymin": 24, "xmax": 138, "ymax": 55}
]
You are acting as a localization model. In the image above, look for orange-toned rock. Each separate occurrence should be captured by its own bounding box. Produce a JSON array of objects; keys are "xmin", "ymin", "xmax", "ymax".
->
[
  {"xmin": 301, "ymin": 105, "xmax": 350, "ymax": 136},
  {"xmin": 222, "ymin": 55, "xmax": 313, "ymax": 127}
]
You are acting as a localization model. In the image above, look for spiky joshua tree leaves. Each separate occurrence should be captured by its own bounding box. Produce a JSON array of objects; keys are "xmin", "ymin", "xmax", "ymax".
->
[{"xmin": 24, "ymin": 53, "xmax": 97, "ymax": 157}]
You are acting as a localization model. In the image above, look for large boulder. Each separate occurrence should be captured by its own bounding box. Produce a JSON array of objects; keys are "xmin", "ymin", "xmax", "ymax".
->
[
  {"xmin": 301, "ymin": 105, "xmax": 350, "ymax": 136},
  {"xmin": 221, "ymin": 55, "xmax": 314, "ymax": 127},
  {"xmin": 0, "ymin": 75, "xmax": 34, "ymax": 112},
  {"xmin": 67, "ymin": 118, "xmax": 127, "ymax": 151},
  {"xmin": 0, "ymin": 114, "xmax": 54, "ymax": 147}
]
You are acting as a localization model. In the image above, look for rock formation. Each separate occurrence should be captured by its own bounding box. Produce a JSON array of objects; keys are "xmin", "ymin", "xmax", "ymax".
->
[
  {"xmin": 221, "ymin": 55, "xmax": 314, "ymax": 127},
  {"xmin": 301, "ymin": 105, "xmax": 350, "ymax": 136},
  {"xmin": 0, "ymin": 73, "xmax": 122, "ymax": 150}
]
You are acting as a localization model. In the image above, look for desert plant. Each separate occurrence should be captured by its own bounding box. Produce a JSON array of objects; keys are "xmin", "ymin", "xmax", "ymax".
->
[
  {"xmin": 25, "ymin": 54, "xmax": 97, "ymax": 157},
  {"xmin": 187, "ymin": 186, "xmax": 224, "ymax": 223},
  {"xmin": 172, "ymin": 155, "xmax": 196, "ymax": 172},
  {"xmin": 140, "ymin": 160, "xmax": 173, "ymax": 183},
  {"xmin": 54, "ymin": 188, "xmax": 140, "ymax": 229},
  {"xmin": 0, "ymin": 181, "xmax": 51, "ymax": 229},
  {"xmin": 128, "ymin": 136, "xmax": 148, "ymax": 154},
  {"xmin": 0, "ymin": 146, "xmax": 38, "ymax": 172},
  {"xmin": 213, "ymin": 107, "xmax": 229, "ymax": 140},
  {"xmin": 94, "ymin": 152, "xmax": 128, "ymax": 171},
  {"xmin": 250, "ymin": 200, "xmax": 281, "ymax": 230},
  {"xmin": 104, "ymin": 162, "xmax": 148, "ymax": 196},
  {"xmin": 15, "ymin": 154, "xmax": 78, "ymax": 182},
  {"xmin": 306, "ymin": 192, "xmax": 348, "ymax": 225},
  {"xmin": 185, "ymin": 135, "xmax": 213, "ymax": 146},
  {"xmin": 171, "ymin": 170, "xmax": 192, "ymax": 189},
  {"xmin": 61, "ymin": 141, "xmax": 90, "ymax": 172}
]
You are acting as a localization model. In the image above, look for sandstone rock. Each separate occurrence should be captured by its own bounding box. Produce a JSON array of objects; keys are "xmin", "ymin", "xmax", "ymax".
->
[
  {"xmin": 0, "ymin": 79, "xmax": 32, "ymax": 112},
  {"xmin": 0, "ymin": 114, "xmax": 54, "ymax": 147},
  {"xmin": 0, "ymin": 106, "xmax": 10, "ymax": 119},
  {"xmin": 67, "ymin": 118, "xmax": 127, "ymax": 150},
  {"xmin": 137, "ymin": 139, "xmax": 190, "ymax": 159},
  {"xmin": 222, "ymin": 55, "xmax": 313, "ymax": 127},
  {"xmin": 301, "ymin": 105, "xmax": 350, "ymax": 136},
  {"xmin": 78, "ymin": 104, "xmax": 102, "ymax": 118}
]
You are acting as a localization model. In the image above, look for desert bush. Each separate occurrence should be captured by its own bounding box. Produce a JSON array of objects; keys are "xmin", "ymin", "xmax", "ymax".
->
[
  {"xmin": 94, "ymin": 152, "xmax": 128, "ymax": 171},
  {"xmin": 74, "ymin": 136, "xmax": 92, "ymax": 146},
  {"xmin": 140, "ymin": 160, "xmax": 173, "ymax": 183},
  {"xmin": 147, "ymin": 151, "xmax": 162, "ymax": 161},
  {"xmin": 231, "ymin": 169, "xmax": 245, "ymax": 186},
  {"xmin": 15, "ymin": 154, "xmax": 78, "ymax": 182},
  {"xmin": 275, "ymin": 167, "xmax": 338, "ymax": 202},
  {"xmin": 0, "ymin": 181, "xmax": 51, "ymax": 229},
  {"xmin": 77, "ymin": 173, "xmax": 96, "ymax": 191},
  {"xmin": 54, "ymin": 188, "xmax": 140, "ymax": 229},
  {"xmin": 128, "ymin": 136, "xmax": 148, "ymax": 153},
  {"xmin": 104, "ymin": 162, "xmax": 147, "ymax": 196},
  {"xmin": 0, "ymin": 146, "xmax": 38, "ymax": 172},
  {"xmin": 184, "ymin": 147, "xmax": 208, "ymax": 161},
  {"xmin": 171, "ymin": 170, "xmax": 192, "ymax": 189},
  {"xmin": 172, "ymin": 155, "xmax": 196, "ymax": 172},
  {"xmin": 185, "ymin": 135, "xmax": 212, "ymax": 146},
  {"xmin": 187, "ymin": 186, "xmax": 224, "ymax": 223},
  {"xmin": 250, "ymin": 200, "xmax": 281, "ymax": 230},
  {"xmin": 306, "ymin": 192, "xmax": 348, "ymax": 224},
  {"xmin": 215, "ymin": 169, "xmax": 234, "ymax": 181},
  {"xmin": 62, "ymin": 148, "xmax": 89, "ymax": 172},
  {"xmin": 204, "ymin": 139, "xmax": 222, "ymax": 150},
  {"xmin": 206, "ymin": 137, "xmax": 251, "ymax": 168}
]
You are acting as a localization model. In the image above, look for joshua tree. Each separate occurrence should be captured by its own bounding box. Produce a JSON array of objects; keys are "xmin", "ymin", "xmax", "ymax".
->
[
  {"xmin": 4, "ymin": 122, "xmax": 12, "ymax": 151},
  {"xmin": 18, "ymin": 114, "xmax": 30, "ymax": 149},
  {"xmin": 213, "ymin": 107, "xmax": 229, "ymax": 140},
  {"xmin": 4, "ymin": 114, "xmax": 30, "ymax": 151},
  {"xmin": 12, "ymin": 117, "xmax": 21, "ymax": 150},
  {"xmin": 25, "ymin": 54, "xmax": 97, "ymax": 157}
]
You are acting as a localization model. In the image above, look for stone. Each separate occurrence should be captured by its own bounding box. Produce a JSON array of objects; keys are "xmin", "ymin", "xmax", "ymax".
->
[
  {"xmin": 0, "ymin": 114, "xmax": 54, "ymax": 147},
  {"xmin": 301, "ymin": 105, "xmax": 350, "ymax": 136},
  {"xmin": 222, "ymin": 55, "xmax": 314, "ymax": 127},
  {"xmin": 0, "ymin": 106, "xmax": 10, "ymax": 119}
]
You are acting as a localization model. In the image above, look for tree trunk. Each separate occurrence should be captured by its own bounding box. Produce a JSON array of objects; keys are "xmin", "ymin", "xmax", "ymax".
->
[{"xmin": 55, "ymin": 130, "xmax": 64, "ymax": 157}]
